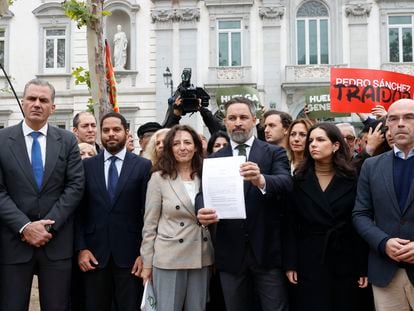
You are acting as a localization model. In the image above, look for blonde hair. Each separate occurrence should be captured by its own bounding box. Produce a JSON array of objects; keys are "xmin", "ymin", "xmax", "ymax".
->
[
  {"xmin": 78, "ymin": 143, "xmax": 97, "ymax": 159},
  {"xmin": 142, "ymin": 128, "xmax": 170, "ymax": 166}
]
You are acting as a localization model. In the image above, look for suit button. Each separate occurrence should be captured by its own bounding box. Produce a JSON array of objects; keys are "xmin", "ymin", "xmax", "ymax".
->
[
  {"xmin": 179, "ymin": 239, "xmax": 184, "ymax": 243},
  {"xmin": 400, "ymin": 219, "xmax": 407, "ymax": 225},
  {"xmin": 203, "ymin": 237, "xmax": 208, "ymax": 242},
  {"xmin": 175, "ymin": 205, "xmax": 180, "ymax": 210},
  {"xmin": 180, "ymin": 222, "xmax": 184, "ymax": 227}
]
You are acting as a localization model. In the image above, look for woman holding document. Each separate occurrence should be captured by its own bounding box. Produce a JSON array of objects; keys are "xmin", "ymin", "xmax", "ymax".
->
[{"xmin": 140, "ymin": 124, "xmax": 214, "ymax": 311}]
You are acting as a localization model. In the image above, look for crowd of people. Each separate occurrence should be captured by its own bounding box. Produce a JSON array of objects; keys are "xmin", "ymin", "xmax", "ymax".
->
[{"xmin": 0, "ymin": 78, "xmax": 412, "ymax": 311}]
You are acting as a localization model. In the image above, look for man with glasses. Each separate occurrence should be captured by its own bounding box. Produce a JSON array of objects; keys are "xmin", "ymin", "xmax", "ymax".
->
[
  {"xmin": 336, "ymin": 123, "xmax": 357, "ymax": 156},
  {"xmin": 353, "ymin": 98, "xmax": 414, "ymax": 310}
]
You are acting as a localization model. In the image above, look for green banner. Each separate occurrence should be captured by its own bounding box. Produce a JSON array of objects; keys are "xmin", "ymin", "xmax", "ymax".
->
[
  {"xmin": 215, "ymin": 86, "xmax": 263, "ymax": 119},
  {"xmin": 305, "ymin": 87, "xmax": 350, "ymax": 118}
]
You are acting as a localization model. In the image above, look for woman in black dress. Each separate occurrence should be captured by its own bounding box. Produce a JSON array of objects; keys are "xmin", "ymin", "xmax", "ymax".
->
[{"xmin": 284, "ymin": 123, "xmax": 368, "ymax": 311}]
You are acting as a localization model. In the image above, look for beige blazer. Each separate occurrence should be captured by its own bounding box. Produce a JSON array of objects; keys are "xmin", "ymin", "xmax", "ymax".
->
[{"xmin": 141, "ymin": 171, "xmax": 214, "ymax": 270}]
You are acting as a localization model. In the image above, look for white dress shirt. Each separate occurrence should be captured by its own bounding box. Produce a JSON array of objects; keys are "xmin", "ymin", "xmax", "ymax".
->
[
  {"xmin": 229, "ymin": 136, "xmax": 255, "ymax": 159},
  {"xmin": 22, "ymin": 121, "xmax": 48, "ymax": 167},
  {"xmin": 103, "ymin": 148, "xmax": 126, "ymax": 188}
]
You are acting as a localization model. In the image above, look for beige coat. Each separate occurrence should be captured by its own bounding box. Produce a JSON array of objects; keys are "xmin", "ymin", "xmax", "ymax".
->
[{"xmin": 141, "ymin": 171, "xmax": 214, "ymax": 270}]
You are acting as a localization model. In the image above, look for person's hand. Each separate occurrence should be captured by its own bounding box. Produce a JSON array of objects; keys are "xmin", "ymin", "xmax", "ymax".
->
[
  {"xmin": 385, "ymin": 238, "xmax": 410, "ymax": 262},
  {"xmin": 394, "ymin": 241, "xmax": 414, "ymax": 264},
  {"xmin": 286, "ymin": 270, "xmax": 298, "ymax": 284},
  {"xmin": 240, "ymin": 161, "xmax": 265, "ymax": 188},
  {"xmin": 173, "ymin": 96, "xmax": 183, "ymax": 116},
  {"xmin": 197, "ymin": 208, "xmax": 219, "ymax": 226},
  {"xmin": 21, "ymin": 219, "xmax": 54, "ymax": 247},
  {"xmin": 78, "ymin": 249, "xmax": 99, "ymax": 272},
  {"xmin": 141, "ymin": 267, "xmax": 152, "ymax": 285},
  {"xmin": 371, "ymin": 105, "xmax": 387, "ymax": 119},
  {"xmin": 358, "ymin": 276, "xmax": 368, "ymax": 288},
  {"xmin": 131, "ymin": 256, "xmax": 143, "ymax": 277},
  {"xmin": 365, "ymin": 122, "xmax": 385, "ymax": 156}
]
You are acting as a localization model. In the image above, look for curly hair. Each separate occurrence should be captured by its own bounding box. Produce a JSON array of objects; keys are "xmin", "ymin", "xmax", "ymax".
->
[
  {"xmin": 155, "ymin": 125, "xmax": 204, "ymax": 180},
  {"xmin": 142, "ymin": 128, "xmax": 170, "ymax": 167}
]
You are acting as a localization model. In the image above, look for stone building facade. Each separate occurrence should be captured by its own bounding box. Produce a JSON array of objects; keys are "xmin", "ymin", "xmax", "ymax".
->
[{"xmin": 1, "ymin": 0, "xmax": 414, "ymax": 150}]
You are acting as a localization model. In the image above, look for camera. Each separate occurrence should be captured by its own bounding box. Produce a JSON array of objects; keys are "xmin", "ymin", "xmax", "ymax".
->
[{"xmin": 173, "ymin": 68, "xmax": 210, "ymax": 115}]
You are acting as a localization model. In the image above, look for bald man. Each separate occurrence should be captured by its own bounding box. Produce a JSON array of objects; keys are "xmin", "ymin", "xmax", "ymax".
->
[{"xmin": 353, "ymin": 99, "xmax": 414, "ymax": 311}]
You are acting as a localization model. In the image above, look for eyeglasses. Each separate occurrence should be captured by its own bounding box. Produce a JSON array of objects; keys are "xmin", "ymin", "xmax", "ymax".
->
[{"xmin": 343, "ymin": 135, "xmax": 355, "ymax": 142}]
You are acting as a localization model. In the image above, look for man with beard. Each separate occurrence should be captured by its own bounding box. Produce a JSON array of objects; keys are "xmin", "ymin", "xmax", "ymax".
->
[
  {"xmin": 75, "ymin": 112, "xmax": 151, "ymax": 311},
  {"xmin": 197, "ymin": 97, "xmax": 292, "ymax": 311}
]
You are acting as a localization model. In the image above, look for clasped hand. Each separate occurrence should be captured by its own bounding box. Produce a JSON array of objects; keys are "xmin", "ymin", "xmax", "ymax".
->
[
  {"xmin": 385, "ymin": 238, "xmax": 414, "ymax": 264},
  {"xmin": 21, "ymin": 219, "xmax": 55, "ymax": 247}
]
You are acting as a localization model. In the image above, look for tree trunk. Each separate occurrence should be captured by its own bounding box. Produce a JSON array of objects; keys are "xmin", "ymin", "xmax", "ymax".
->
[{"xmin": 87, "ymin": 0, "xmax": 111, "ymax": 127}]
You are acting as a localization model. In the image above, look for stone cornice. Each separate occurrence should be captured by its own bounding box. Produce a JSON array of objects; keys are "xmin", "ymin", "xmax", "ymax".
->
[
  {"xmin": 345, "ymin": 3, "xmax": 372, "ymax": 18},
  {"xmin": 151, "ymin": 8, "xmax": 200, "ymax": 23},
  {"xmin": 259, "ymin": 6, "xmax": 284, "ymax": 19}
]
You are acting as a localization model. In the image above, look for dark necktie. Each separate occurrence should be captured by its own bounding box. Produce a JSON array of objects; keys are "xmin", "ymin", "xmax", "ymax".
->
[
  {"xmin": 236, "ymin": 144, "xmax": 248, "ymax": 158},
  {"xmin": 108, "ymin": 156, "xmax": 119, "ymax": 201},
  {"xmin": 30, "ymin": 132, "xmax": 43, "ymax": 190}
]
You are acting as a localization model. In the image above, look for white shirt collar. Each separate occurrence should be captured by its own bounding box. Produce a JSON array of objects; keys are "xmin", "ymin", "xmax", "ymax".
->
[
  {"xmin": 104, "ymin": 147, "xmax": 127, "ymax": 162},
  {"xmin": 22, "ymin": 121, "xmax": 48, "ymax": 137},
  {"xmin": 230, "ymin": 135, "xmax": 255, "ymax": 151},
  {"xmin": 393, "ymin": 145, "xmax": 414, "ymax": 160}
]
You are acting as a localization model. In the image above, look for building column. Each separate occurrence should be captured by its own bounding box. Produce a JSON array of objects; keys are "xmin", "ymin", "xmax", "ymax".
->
[
  {"xmin": 259, "ymin": 5, "xmax": 285, "ymax": 109},
  {"xmin": 345, "ymin": 3, "xmax": 372, "ymax": 68}
]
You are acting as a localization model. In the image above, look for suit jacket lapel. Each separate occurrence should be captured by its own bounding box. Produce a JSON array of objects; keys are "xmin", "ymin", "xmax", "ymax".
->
[
  {"xmin": 169, "ymin": 175, "xmax": 199, "ymax": 217},
  {"xmin": 327, "ymin": 175, "xmax": 355, "ymax": 205},
  {"xmin": 8, "ymin": 123, "xmax": 38, "ymax": 191},
  {"xmin": 111, "ymin": 152, "xmax": 136, "ymax": 207},
  {"xmin": 296, "ymin": 170, "xmax": 332, "ymax": 215},
  {"xmin": 92, "ymin": 152, "xmax": 112, "ymax": 207},
  {"xmin": 42, "ymin": 126, "xmax": 62, "ymax": 190},
  {"xmin": 381, "ymin": 151, "xmax": 401, "ymax": 214},
  {"xmin": 403, "ymin": 181, "xmax": 414, "ymax": 215}
]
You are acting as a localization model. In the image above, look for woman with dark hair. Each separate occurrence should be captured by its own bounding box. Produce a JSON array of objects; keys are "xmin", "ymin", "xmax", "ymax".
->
[
  {"xmin": 286, "ymin": 118, "xmax": 314, "ymax": 174},
  {"xmin": 284, "ymin": 122, "xmax": 368, "ymax": 311},
  {"xmin": 140, "ymin": 125, "xmax": 213, "ymax": 311},
  {"xmin": 206, "ymin": 131, "xmax": 230, "ymax": 155}
]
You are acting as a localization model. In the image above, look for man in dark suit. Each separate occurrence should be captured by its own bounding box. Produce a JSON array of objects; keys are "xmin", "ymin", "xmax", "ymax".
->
[
  {"xmin": 0, "ymin": 78, "xmax": 84, "ymax": 310},
  {"xmin": 353, "ymin": 98, "xmax": 414, "ymax": 310},
  {"xmin": 76, "ymin": 112, "xmax": 151, "ymax": 311},
  {"xmin": 197, "ymin": 97, "xmax": 292, "ymax": 311}
]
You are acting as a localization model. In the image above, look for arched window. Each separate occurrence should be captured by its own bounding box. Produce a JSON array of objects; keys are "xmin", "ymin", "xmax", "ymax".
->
[{"xmin": 296, "ymin": 1, "xmax": 329, "ymax": 65}]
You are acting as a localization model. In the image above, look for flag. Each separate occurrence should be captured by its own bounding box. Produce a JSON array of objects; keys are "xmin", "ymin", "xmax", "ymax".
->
[{"xmin": 105, "ymin": 39, "xmax": 119, "ymax": 113}]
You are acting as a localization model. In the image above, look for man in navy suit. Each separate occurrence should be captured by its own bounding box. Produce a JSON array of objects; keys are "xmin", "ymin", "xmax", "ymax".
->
[
  {"xmin": 76, "ymin": 112, "xmax": 151, "ymax": 311},
  {"xmin": 353, "ymin": 99, "xmax": 414, "ymax": 310},
  {"xmin": 0, "ymin": 79, "xmax": 84, "ymax": 311},
  {"xmin": 197, "ymin": 97, "xmax": 292, "ymax": 311}
]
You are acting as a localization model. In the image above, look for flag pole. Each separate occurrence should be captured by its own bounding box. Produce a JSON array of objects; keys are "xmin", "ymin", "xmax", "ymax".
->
[{"xmin": 0, "ymin": 62, "xmax": 24, "ymax": 117}]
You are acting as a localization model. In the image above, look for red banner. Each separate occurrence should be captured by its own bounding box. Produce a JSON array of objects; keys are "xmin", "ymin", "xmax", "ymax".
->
[
  {"xmin": 330, "ymin": 68, "xmax": 414, "ymax": 113},
  {"xmin": 105, "ymin": 40, "xmax": 119, "ymax": 113}
]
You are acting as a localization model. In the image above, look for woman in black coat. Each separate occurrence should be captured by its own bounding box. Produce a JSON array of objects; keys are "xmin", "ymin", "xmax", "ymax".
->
[{"xmin": 284, "ymin": 123, "xmax": 368, "ymax": 311}]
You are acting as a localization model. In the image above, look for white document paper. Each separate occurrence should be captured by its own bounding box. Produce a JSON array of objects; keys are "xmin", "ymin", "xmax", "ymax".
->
[{"xmin": 202, "ymin": 156, "xmax": 246, "ymax": 219}]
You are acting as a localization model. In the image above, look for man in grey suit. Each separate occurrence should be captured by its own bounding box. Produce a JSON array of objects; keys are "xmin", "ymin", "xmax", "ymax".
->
[
  {"xmin": 353, "ymin": 98, "xmax": 414, "ymax": 310},
  {"xmin": 0, "ymin": 79, "xmax": 84, "ymax": 311}
]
